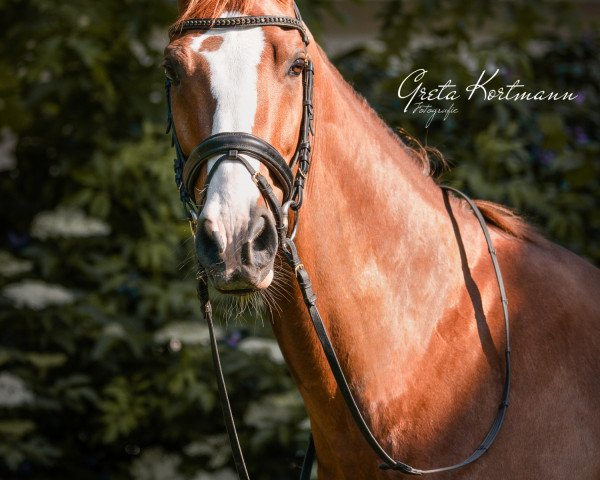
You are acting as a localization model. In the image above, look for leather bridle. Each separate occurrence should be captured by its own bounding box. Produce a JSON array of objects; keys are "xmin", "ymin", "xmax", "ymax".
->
[
  {"xmin": 166, "ymin": 5, "xmax": 314, "ymax": 244},
  {"xmin": 165, "ymin": 5, "xmax": 511, "ymax": 479}
]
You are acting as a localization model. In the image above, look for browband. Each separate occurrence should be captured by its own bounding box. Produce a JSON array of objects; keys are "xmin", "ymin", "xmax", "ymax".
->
[
  {"xmin": 183, "ymin": 132, "xmax": 294, "ymax": 202},
  {"xmin": 169, "ymin": 15, "xmax": 310, "ymax": 45}
]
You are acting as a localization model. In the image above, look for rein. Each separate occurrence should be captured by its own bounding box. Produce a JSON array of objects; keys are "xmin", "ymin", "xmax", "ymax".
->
[{"xmin": 165, "ymin": 5, "xmax": 511, "ymax": 478}]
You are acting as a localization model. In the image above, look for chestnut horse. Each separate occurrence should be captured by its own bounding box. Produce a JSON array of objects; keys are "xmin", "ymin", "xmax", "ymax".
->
[{"xmin": 164, "ymin": 0, "xmax": 600, "ymax": 478}]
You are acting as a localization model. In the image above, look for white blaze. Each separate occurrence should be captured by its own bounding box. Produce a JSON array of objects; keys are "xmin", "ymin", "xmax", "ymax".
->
[{"xmin": 190, "ymin": 12, "xmax": 265, "ymax": 246}]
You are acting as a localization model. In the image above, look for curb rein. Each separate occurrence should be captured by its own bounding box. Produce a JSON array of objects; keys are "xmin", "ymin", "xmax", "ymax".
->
[{"xmin": 165, "ymin": 6, "xmax": 511, "ymax": 479}]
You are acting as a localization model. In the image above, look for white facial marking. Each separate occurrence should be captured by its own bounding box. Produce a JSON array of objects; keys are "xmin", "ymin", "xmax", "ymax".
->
[{"xmin": 191, "ymin": 12, "xmax": 265, "ymax": 248}]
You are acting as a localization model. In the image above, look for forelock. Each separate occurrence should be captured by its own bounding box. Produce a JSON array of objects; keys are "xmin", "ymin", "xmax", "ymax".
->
[{"xmin": 176, "ymin": 0, "xmax": 289, "ymax": 23}]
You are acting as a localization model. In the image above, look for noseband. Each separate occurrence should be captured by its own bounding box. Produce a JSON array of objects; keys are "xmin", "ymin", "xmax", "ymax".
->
[
  {"xmin": 165, "ymin": 5, "xmax": 511, "ymax": 480},
  {"xmin": 166, "ymin": 5, "xmax": 314, "ymax": 243}
]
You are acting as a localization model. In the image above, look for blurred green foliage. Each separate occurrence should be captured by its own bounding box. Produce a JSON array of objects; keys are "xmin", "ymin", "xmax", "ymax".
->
[
  {"xmin": 0, "ymin": 0, "xmax": 313, "ymax": 478},
  {"xmin": 0, "ymin": 0, "xmax": 597, "ymax": 479}
]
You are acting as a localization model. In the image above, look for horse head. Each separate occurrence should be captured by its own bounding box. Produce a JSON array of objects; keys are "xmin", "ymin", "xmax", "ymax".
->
[{"xmin": 164, "ymin": 0, "xmax": 311, "ymax": 296}]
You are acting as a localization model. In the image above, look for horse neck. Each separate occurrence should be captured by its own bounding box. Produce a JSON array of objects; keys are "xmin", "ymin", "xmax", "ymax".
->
[{"xmin": 271, "ymin": 50, "xmax": 485, "ymax": 435}]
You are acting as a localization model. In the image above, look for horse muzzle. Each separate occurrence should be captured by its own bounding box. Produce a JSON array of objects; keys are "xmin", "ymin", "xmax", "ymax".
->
[
  {"xmin": 183, "ymin": 132, "xmax": 295, "ymax": 293},
  {"xmin": 196, "ymin": 204, "xmax": 278, "ymax": 293}
]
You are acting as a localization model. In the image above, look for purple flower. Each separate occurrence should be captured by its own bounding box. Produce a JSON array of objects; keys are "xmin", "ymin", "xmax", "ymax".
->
[
  {"xmin": 573, "ymin": 126, "xmax": 589, "ymax": 145},
  {"xmin": 224, "ymin": 329, "xmax": 247, "ymax": 349},
  {"xmin": 539, "ymin": 150, "xmax": 555, "ymax": 168},
  {"xmin": 7, "ymin": 231, "xmax": 30, "ymax": 250},
  {"xmin": 574, "ymin": 91, "xmax": 586, "ymax": 105}
]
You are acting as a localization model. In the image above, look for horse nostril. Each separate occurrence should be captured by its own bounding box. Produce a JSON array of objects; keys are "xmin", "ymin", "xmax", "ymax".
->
[
  {"xmin": 241, "ymin": 212, "xmax": 277, "ymax": 268},
  {"xmin": 254, "ymin": 218, "xmax": 277, "ymax": 252},
  {"xmin": 248, "ymin": 215, "xmax": 266, "ymax": 246},
  {"xmin": 251, "ymin": 214, "xmax": 276, "ymax": 253},
  {"xmin": 197, "ymin": 220, "xmax": 225, "ymax": 263}
]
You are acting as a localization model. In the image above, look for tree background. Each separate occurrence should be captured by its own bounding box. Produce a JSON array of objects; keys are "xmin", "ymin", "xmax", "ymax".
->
[{"xmin": 0, "ymin": 0, "xmax": 597, "ymax": 479}]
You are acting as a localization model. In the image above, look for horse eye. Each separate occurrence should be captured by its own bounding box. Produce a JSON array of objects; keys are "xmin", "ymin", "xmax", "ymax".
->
[
  {"xmin": 163, "ymin": 62, "xmax": 180, "ymax": 85},
  {"xmin": 289, "ymin": 58, "xmax": 305, "ymax": 77}
]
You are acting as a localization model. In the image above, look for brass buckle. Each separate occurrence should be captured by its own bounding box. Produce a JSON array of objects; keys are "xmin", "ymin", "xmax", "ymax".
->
[{"xmin": 189, "ymin": 219, "xmax": 198, "ymax": 236}]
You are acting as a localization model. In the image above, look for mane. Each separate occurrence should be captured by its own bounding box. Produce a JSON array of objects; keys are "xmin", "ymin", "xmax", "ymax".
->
[
  {"xmin": 470, "ymin": 200, "xmax": 542, "ymax": 243},
  {"xmin": 176, "ymin": 0, "xmax": 289, "ymax": 24},
  {"xmin": 397, "ymin": 128, "xmax": 542, "ymax": 243}
]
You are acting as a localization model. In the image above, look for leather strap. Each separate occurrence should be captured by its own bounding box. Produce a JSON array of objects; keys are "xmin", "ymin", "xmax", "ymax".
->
[
  {"xmin": 299, "ymin": 435, "xmax": 315, "ymax": 480},
  {"xmin": 197, "ymin": 184, "xmax": 511, "ymax": 477},
  {"xmin": 198, "ymin": 281, "xmax": 250, "ymax": 480},
  {"xmin": 197, "ymin": 185, "xmax": 511, "ymax": 478},
  {"xmin": 199, "ymin": 276, "xmax": 314, "ymax": 480},
  {"xmin": 279, "ymin": 186, "xmax": 511, "ymax": 475},
  {"xmin": 169, "ymin": 15, "xmax": 309, "ymax": 45},
  {"xmin": 183, "ymin": 132, "xmax": 295, "ymax": 203},
  {"xmin": 289, "ymin": 59, "xmax": 314, "ymax": 211},
  {"xmin": 198, "ymin": 150, "xmax": 290, "ymax": 244}
]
